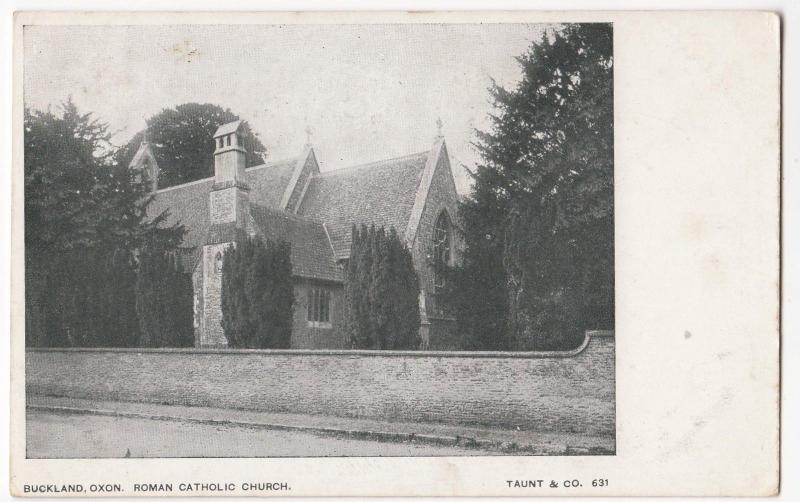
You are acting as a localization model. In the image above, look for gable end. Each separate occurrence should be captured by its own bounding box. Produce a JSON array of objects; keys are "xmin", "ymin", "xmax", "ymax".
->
[
  {"xmin": 280, "ymin": 147, "xmax": 319, "ymax": 212},
  {"xmin": 404, "ymin": 138, "xmax": 455, "ymax": 247}
]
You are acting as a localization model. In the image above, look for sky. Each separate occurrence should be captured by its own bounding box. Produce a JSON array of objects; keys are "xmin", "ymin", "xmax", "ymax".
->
[{"xmin": 24, "ymin": 23, "xmax": 547, "ymax": 193}]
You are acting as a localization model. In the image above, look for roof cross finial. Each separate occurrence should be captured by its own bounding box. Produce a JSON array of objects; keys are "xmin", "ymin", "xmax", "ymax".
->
[
  {"xmin": 435, "ymin": 117, "xmax": 443, "ymax": 138},
  {"xmin": 305, "ymin": 125, "xmax": 313, "ymax": 147}
]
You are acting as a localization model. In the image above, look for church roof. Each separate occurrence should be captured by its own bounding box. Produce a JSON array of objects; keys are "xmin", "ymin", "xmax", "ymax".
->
[
  {"xmin": 145, "ymin": 145, "xmax": 437, "ymax": 281},
  {"xmin": 297, "ymin": 151, "xmax": 429, "ymax": 260},
  {"xmin": 145, "ymin": 157, "xmax": 300, "ymax": 248},
  {"xmin": 213, "ymin": 120, "xmax": 243, "ymax": 138},
  {"xmin": 249, "ymin": 206, "xmax": 341, "ymax": 282}
]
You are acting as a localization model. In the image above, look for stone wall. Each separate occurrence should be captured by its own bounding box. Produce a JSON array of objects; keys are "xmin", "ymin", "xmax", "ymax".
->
[
  {"xmin": 290, "ymin": 280, "xmax": 347, "ymax": 349},
  {"xmin": 408, "ymin": 144, "xmax": 463, "ymax": 348},
  {"xmin": 410, "ymin": 145, "xmax": 461, "ymax": 304},
  {"xmin": 200, "ymin": 242, "xmax": 228, "ymax": 347},
  {"xmin": 191, "ymin": 259, "xmax": 203, "ymax": 347},
  {"xmin": 208, "ymin": 186, "xmax": 248, "ymax": 226},
  {"xmin": 26, "ymin": 332, "xmax": 614, "ymax": 436}
]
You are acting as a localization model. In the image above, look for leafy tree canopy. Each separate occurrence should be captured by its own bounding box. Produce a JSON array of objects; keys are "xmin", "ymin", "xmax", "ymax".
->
[{"xmin": 115, "ymin": 103, "xmax": 267, "ymax": 188}]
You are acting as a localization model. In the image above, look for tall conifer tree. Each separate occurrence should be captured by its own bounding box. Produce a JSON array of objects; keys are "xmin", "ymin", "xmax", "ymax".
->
[
  {"xmin": 449, "ymin": 23, "xmax": 614, "ymax": 350},
  {"xmin": 135, "ymin": 237, "xmax": 194, "ymax": 348},
  {"xmin": 344, "ymin": 225, "xmax": 420, "ymax": 349},
  {"xmin": 24, "ymin": 99, "xmax": 183, "ymax": 347},
  {"xmin": 220, "ymin": 235, "xmax": 294, "ymax": 349}
]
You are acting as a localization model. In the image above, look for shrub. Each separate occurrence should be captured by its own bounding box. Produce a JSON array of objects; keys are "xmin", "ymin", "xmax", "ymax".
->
[
  {"xmin": 344, "ymin": 224, "xmax": 420, "ymax": 349},
  {"xmin": 135, "ymin": 243, "xmax": 194, "ymax": 348},
  {"xmin": 221, "ymin": 235, "xmax": 294, "ymax": 349}
]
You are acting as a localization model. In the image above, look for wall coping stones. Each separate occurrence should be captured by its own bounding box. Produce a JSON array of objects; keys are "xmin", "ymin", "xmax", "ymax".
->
[{"xmin": 27, "ymin": 330, "xmax": 613, "ymax": 359}]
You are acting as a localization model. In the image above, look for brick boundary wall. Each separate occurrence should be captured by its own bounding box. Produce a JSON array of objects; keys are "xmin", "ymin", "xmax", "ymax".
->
[{"xmin": 26, "ymin": 331, "xmax": 615, "ymax": 436}]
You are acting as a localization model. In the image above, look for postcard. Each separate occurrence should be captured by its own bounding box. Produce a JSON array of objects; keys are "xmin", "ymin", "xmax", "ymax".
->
[{"xmin": 10, "ymin": 10, "xmax": 780, "ymax": 497}]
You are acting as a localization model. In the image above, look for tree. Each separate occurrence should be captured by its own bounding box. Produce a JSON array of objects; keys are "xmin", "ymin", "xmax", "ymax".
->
[
  {"xmin": 24, "ymin": 99, "xmax": 182, "ymax": 347},
  {"xmin": 381, "ymin": 227, "xmax": 422, "ymax": 349},
  {"xmin": 454, "ymin": 23, "xmax": 614, "ymax": 350},
  {"xmin": 441, "ymin": 185, "xmax": 511, "ymax": 351},
  {"xmin": 135, "ymin": 237, "xmax": 194, "ymax": 348},
  {"xmin": 115, "ymin": 103, "xmax": 267, "ymax": 188},
  {"xmin": 27, "ymin": 246, "xmax": 141, "ymax": 348},
  {"xmin": 344, "ymin": 225, "xmax": 420, "ymax": 350},
  {"xmin": 220, "ymin": 235, "xmax": 294, "ymax": 349},
  {"xmin": 343, "ymin": 224, "xmax": 374, "ymax": 348}
]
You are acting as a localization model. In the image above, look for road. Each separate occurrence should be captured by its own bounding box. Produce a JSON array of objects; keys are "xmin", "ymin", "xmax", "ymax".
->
[{"xmin": 27, "ymin": 410, "xmax": 491, "ymax": 458}]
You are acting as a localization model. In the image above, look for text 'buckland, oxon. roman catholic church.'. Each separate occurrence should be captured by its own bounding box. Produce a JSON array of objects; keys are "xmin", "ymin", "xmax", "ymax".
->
[{"xmin": 130, "ymin": 120, "xmax": 463, "ymax": 350}]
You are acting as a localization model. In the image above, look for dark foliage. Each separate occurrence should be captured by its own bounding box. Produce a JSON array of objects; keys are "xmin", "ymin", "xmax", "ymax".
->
[
  {"xmin": 115, "ymin": 103, "xmax": 267, "ymax": 188},
  {"xmin": 448, "ymin": 23, "xmax": 614, "ymax": 351},
  {"xmin": 24, "ymin": 99, "xmax": 183, "ymax": 347},
  {"xmin": 344, "ymin": 224, "xmax": 420, "ymax": 350},
  {"xmin": 135, "ymin": 238, "xmax": 194, "ymax": 348},
  {"xmin": 440, "ymin": 169, "xmax": 511, "ymax": 350},
  {"xmin": 26, "ymin": 247, "xmax": 141, "ymax": 348},
  {"xmin": 220, "ymin": 234, "xmax": 294, "ymax": 349}
]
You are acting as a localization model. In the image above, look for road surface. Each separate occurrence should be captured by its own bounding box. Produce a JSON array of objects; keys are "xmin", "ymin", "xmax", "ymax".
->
[{"xmin": 27, "ymin": 410, "xmax": 491, "ymax": 458}]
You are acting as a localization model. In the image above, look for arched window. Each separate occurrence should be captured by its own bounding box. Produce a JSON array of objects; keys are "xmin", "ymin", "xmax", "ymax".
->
[
  {"xmin": 432, "ymin": 210, "xmax": 452, "ymax": 292},
  {"xmin": 214, "ymin": 251, "xmax": 224, "ymax": 273}
]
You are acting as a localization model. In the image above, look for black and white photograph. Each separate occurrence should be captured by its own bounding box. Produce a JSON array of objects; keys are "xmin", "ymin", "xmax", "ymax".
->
[
  {"xmin": 7, "ymin": 7, "xmax": 787, "ymax": 498},
  {"xmin": 22, "ymin": 21, "xmax": 615, "ymax": 460}
]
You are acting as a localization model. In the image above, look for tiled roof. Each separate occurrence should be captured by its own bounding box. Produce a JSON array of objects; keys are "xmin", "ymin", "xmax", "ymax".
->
[
  {"xmin": 249, "ymin": 205, "xmax": 342, "ymax": 282},
  {"xmin": 214, "ymin": 120, "xmax": 242, "ymax": 138},
  {"xmin": 145, "ymin": 148, "xmax": 432, "ymax": 280},
  {"xmin": 247, "ymin": 159, "xmax": 300, "ymax": 208},
  {"xmin": 297, "ymin": 152, "xmax": 429, "ymax": 259},
  {"xmin": 145, "ymin": 157, "xmax": 299, "ymax": 248}
]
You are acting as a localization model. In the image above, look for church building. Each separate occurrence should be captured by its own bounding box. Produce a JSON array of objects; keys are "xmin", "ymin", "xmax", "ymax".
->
[{"xmin": 132, "ymin": 121, "xmax": 462, "ymax": 350}]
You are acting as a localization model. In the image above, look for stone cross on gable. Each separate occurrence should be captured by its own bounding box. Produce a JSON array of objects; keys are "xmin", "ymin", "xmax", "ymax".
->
[
  {"xmin": 435, "ymin": 117, "xmax": 443, "ymax": 138},
  {"xmin": 305, "ymin": 125, "xmax": 313, "ymax": 147}
]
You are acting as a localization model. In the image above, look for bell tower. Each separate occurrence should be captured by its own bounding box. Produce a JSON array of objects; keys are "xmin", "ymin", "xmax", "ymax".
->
[
  {"xmin": 199, "ymin": 120, "xmax": 251, "ymax": 347},
  {"xmin": 209, "ymin": 120, "xmax": 249, "ymax": 228}
]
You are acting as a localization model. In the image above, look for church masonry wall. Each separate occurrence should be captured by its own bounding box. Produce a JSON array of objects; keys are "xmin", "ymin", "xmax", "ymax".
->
[
  {"xmin": 290, "ymin": 280, "xmax": 347, "ymax": 349},
  {"xmin": 201, "ymin": 243, "xmax": 229, "ymax": 347},
  {"xmin": 409, "ymin": 150, "xmax": 462, "ymax": 347},
  {"xmin": 209, "ymin": 186, "xmax": 249, "ymax": 225},
  {"xmin": 191, "ymin": 258, "xmax": 204, "ymax": 348},
  {"xmin": 26, "ymin": 332, "xmax": 615, "ymax": 436},
  {"xmin": 197, "ymin": 259, "xmax": 347, "ymax": 349}
]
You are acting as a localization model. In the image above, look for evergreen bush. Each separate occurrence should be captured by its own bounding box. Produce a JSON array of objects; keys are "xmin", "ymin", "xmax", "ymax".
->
[
  {"xmin": 220, "ymin": 235, "xmax": 294, "ymax": 349},
  {"xmin": 344, "ymin": 224, "xmax": 420, "ymax": 350},
  {"xmin": 135, "ymin": 240, "xmax": 194, "ymax": 348}
]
